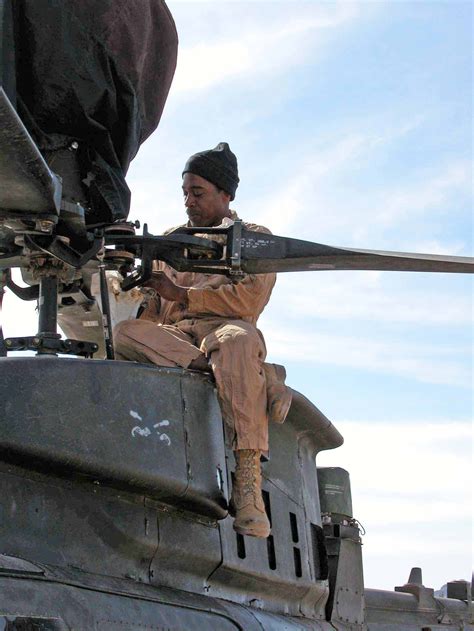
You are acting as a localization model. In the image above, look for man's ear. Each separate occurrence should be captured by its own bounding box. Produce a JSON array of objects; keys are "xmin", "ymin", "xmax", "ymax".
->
[{"xmin": 221, "ymin": 190, "xmax": 231, "ymax": 205}]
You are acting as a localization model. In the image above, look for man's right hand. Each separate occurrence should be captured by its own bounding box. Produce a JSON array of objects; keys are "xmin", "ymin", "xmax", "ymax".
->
[{"xmin": 148, "ymin": 271, "xmax": 189, "ymax": 306}]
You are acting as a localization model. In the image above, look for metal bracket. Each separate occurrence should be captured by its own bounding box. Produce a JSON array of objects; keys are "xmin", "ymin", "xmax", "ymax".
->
[
  {"xmin": 98, "ymin": 260, "xmax": 115, "ymax": 360},
  {"xmin": 25, "ymin": 232, "xmax": 103, "ymax": 269},
  {"xmin": 3, "ymin": 335, "xmax": 98, "ymax": 357},
  {"xmin": 228, "ymin": 220, "xmax": 243, "ymax": 276},
  {"xmin": 120, "ymin": 223, "xmax": 154, "ymax": 290}
]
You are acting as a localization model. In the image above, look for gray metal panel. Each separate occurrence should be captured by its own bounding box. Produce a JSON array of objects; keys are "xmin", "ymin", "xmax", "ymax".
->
[
  {"xmin": 249, "ymin": 610, "xmax": 334, "ymax": 630},
  {"xmin": 149, "ymin": 507, "xmax": 222, "ymax": 594},
  {"xmin": 324, "ymin": 529, "xmax": 365, "ymax": 628},
  {"xmin": 179, "ymin": 371, "xmax": 228, "ymax": 514},
  {"xmin": 0, "ymin": 553, "xmax": 44, "ymax": 575},
  {"xmin": 266, "ymin": 416, "xmax": 305, "ymax": 500},
  {"xmin": 0, "ymin": 88, "xmax": 62, "ymax": 213},
  {"xmin": 0, "ymin": 357, "xmax": 227, "ymax": 518},
  {"xmin": 0, "ymin": 564, "xmax": 335, "ymax": 630},
  {"xmin": 0, "ymin": 575, "xmax": 244, "ymax": 631},
  {"xmin": 0, "ymin": 463, "xmax": 158, "ymax": 581},
  {"xmin": 287, "ymin": 389, "xmax": 344, "ymax": 453},
  {"xmin": 318, "ymin": 467, "xmax": 353, "ymax": 520},
  {"xmin": 299, "ymin": 437, "xmax": 324, "ymax": 528},
  {"xmin": 0, "ymin": 0, "xmax": 16, "ymax": 105},
  {"xmin": 263, "ymin": 390, "xmax": 342, "ymax": 521},
  {"xmin": 365, "ymin": 587, "xmax": 473, "ymax": 630},
  {"xmin": 0, "ymin": 357, "xmax": 188, "ymax": 501}
]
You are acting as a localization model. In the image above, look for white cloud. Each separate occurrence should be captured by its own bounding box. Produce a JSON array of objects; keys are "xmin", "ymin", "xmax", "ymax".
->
[
  {"xmin": 266, "ymin": 272, "xmax": 472, "ymax": 326},
  {"xmin": 374, "ymin": 161, "xmax": 472, "ymax": 229},
  {"xmin": 318, "ymin": 420, "xmax": 472, "ymax": 495},
  {"xmin": 246, "ymin": 128, "xmax": 470, "ymax": 246},
  {"xmin": 365, "ymin": 532, "xmax": 469, "ymax": 557},
  {"xmin": 355, "ymin": 498, "xmax": 471, "ymax": 527},
  {"xmin": 249, "ymin": 134, "xmax": 372, "ymax": 236},
  {"xmin": 242, "ymin": 116, "xmax": 437, "ymax": 238},
  {"xmin": 317, "ymin": 419, "xmax": 472, "ymax": 588},
  {"xmin": 170, "ymin": 3, "xmax": 360, "ymax": 95},
  {"xmin": 261, "ymin": 317, "xmax": 470, "ymax": 387},
  {"xmin": 127, "ymin": 176, "xmax": 181, "ymax": 235}
]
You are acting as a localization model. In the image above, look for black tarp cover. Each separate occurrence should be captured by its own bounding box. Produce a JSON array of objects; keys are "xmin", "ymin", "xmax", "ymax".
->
[{"xmin": 9, "ymin": 0, "xmax": 178, "ymax": 223}]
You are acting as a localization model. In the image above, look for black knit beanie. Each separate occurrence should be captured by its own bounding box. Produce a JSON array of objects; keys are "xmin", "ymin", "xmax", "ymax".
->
[{"xmin": 182, "ymin": 142, "xmax": 239, "ymax": 200}]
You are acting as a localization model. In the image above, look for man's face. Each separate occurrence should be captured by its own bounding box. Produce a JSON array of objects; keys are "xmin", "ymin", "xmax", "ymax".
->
[{"xmin": 182, "ymin": 172, "xmax": 231, "ymax": 227}]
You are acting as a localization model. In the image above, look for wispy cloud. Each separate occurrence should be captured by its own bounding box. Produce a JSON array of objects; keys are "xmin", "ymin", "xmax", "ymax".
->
[
  {"xmin": 247, "ymin": 134, "xmax": 373, "ymax": 236},
  {"xmin": 261, "ymin": 319, "xmax": 471, "ymax": 387},
  {"xmin": 373, "ymin": 161, "xmax": 472, "ymax": 229},
  {"xmin": 245, "ymin": 124, "xmax": 470, "ymax": 247},
  {"xmin": 243, "ymin": 116, "xmax": 429, "ymax": 236},
  {"xmin": 266, "ymin": 273, "xmax": 472, "ymax": 326},
  {"xmin": 170, "ymin": 2, "xmax": 360, "ymax": 95}
]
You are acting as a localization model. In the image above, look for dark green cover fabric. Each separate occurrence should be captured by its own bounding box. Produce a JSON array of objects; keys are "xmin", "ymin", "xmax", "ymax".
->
[{"xmin": 9, "ymin": 0, "xmax": 177, "ymax": 223}]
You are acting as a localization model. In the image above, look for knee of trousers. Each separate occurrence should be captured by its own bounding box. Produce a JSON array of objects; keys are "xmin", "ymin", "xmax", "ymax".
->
[
  {"xmin": 113, "ymin": 319, "xmax": 140, "ymax": 352},
  {"xmin": 202, "ymin": 321, "xmax": 265, "ymax": 358}
]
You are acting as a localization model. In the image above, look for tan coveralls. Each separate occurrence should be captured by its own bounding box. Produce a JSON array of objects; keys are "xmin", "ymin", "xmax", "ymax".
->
[{"xmin": 114, "ymin": 215, "xmax": 276, "ymax": 452}]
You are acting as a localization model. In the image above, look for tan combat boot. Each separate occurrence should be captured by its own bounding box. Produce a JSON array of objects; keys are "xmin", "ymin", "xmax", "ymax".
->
[
  {"xmin": 230, "ymin": 449, "xmax": 271, "ymax": 538},
  {"xmin": 264, "ymin": 363, "xmax": 292, "ymax": 424}
]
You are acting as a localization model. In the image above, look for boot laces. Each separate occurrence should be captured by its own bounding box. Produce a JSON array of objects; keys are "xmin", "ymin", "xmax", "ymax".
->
[{"xmin": 241, "ymin": 454, "xmax": 258, "ymax": 496}]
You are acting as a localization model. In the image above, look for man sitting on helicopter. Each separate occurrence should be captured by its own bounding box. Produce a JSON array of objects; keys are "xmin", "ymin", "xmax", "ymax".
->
[{"xmin": 114, "ymin": 142, "xmax": 291, "ymax": 538}]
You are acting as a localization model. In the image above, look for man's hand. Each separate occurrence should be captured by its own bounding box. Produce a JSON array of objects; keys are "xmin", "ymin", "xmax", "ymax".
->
[{"xmin": 148, "ymin": 271, "xmax": 188, "ymax": 305}]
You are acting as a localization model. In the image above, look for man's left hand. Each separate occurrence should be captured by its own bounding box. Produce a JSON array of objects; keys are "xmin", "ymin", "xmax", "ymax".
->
[{"xmin": 148, "ymin": 271, "xmax": 188, "ymax": 305}]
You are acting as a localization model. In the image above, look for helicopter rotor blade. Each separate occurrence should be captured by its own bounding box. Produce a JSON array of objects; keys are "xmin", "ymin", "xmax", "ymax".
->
[{"xmin": 237, "ymin": 228, "xmax": 474, "ymax": 275}]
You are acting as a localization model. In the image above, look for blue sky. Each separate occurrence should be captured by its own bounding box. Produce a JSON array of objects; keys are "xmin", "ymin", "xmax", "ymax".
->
[{"xmin": 3, "ymin": 1, "xmax": 472, "ymax": 591}]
